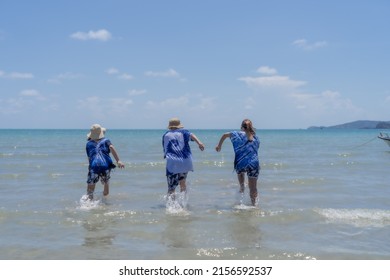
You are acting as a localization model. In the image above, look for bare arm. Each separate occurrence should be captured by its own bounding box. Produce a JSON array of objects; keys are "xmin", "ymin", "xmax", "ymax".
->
[
  {"xmin": 109, "ymin": 145, "xmax": 125, "ymax": 168},
  {"xmin": 215, "ymin": 132, "xmax": 231, "ymax": 152},
  {"xmin": 190, "ymin": 134, "xmax": 205, "ymax": 151}
]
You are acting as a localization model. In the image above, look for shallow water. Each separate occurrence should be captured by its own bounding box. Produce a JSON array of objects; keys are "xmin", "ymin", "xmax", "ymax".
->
[{"xmin": 1, "ymin": 129, "xmax": 389, "ymax": 259}]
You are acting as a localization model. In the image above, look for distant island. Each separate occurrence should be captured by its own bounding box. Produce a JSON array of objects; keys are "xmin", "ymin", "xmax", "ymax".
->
[{"xmin": 308, "ymin": 120, "xmax": 390, "ymax": 130}]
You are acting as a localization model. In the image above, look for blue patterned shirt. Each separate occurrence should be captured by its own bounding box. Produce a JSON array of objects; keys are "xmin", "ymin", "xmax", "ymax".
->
[
  {"xmin": 162, "ymin": 129, "xmax": 194, "ymax": 174},
  {"xmin": 230, "ymin": 131, "xmax": 260, "ymax": 171},
  {"xmin": 86, "ymin": 138, "xmax": 112, "ymax": 164}
]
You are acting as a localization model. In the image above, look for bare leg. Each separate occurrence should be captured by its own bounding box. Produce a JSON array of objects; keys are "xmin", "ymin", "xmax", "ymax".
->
[
  {"xmin": 179, "ymin": 179, "xmax": 187, "ymax": 193},
  {"xmin": 167, "ymin": 174, "xmax": 187, "ymax": 202},
  {"xmin": 103, "ymin": 182, "xmax": 109, "ymax": 196},
  {"xmin": 167, "ymin": 176, "xmax": 176, "ymax": 200},
  {"xmin": 248, "ymin": 177, "xmax": 258, "ymax": 206},
  {"xmin": 237, "ymin": 173, "xmax": 245, "ymax": 193},
  {"xmin": 178, "ymin": 179, "xmax": 188, "ymax": 207},
  {"xmin": 87, "ymin": 184, "xmax": 95, "ymax": 199}
]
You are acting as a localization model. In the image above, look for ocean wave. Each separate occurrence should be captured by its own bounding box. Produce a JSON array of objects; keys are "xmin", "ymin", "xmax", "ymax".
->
[
  {"xmin": 0, "ymin": 153, "xmax": 14, "ymax": 157},
  {"xmin": 0, "ymin": 173, "xmax": 27, "ymax": 179},
  {"xmin": 261, "ymin": 162, "xmax": 288, "ymax": 170},
  {"xmin": 315, "ymin": 208, "xmax": 390, "ymax": 227},
  {"xmin": 195, "ymin": 247, "xmax": 316, "ymax": 260}
]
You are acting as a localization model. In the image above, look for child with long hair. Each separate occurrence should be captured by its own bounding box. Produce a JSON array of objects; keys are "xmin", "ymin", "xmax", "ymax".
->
[{"xmin": 215, "ymin": 119, "xmax": 260, "ymax": 206}]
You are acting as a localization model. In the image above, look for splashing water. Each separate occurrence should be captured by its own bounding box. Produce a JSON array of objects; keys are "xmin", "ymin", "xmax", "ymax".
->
[
  {"xmin": 235, "ymin": 191, "xmax": 245, "ymax": 206},
  {"xmin": 79, "ymin": 192, "xmax": 106, "ymax": 210},
  {"xmin": 165, "ymin": 191, "xmax": 189, "ymax": 215},
  {"xmin": 233, "ymin": 190, "xmax": 259, "ymax": 210}
]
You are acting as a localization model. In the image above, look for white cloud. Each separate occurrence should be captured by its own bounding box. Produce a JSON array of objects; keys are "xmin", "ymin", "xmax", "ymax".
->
[
  {"xmin": 118, "ymin": 73, "xmax": 134, "ymax": 80},
  {"xmin": 78, "ymin": 96, "xmax": 101, "ymax": 111},
  {"xmin": 70, "ymin": 29, "xmax": 112, "ymax": 41},
  {"xmin": 20, "ymin": 89, "xmax": 45, "ymax": 100},
  {"xmin": 109, "ymin": 98, "xmax": 134, "ymax": 112},
  {"xmin": 142, "ymin": 94, "xmax": 212, "ymax": 128},
  {"xmin": 77, "ymin": 94, "xmax": 216, "ymax": 128},
  {"xmin": 57, "ymin": 72, "xmax": 83, "ymax": 80},
  {"xmin": 0, "ymin": 90, "xmax": 51, "ymax": 115},
  {"xmin": 1, "ymin": 98, "xmax": 29, "ymax": 114},
  {"xmin": 290, "ymin": 90, "xmax": 360, "ymax": 117},
  {"xmin": 146, "ymin": 94, "xmax": 215, "ymax": 113},
  {"xmin": 239, "ymin": 66, "xmax": 362, "ymax": 127},
  {"xmin": 106, "ymin": 68, "xmax": 119, "ymax": 75},
  {"xmin": 77, "ymin": 96, "xmax": 134, "ymax": 116},
  {"xmin": 10, "ymin": 72, "xmax": 34, "ymax": 79},
  {"xmin": 106, "ymin": 68, "xmax": 134, "ymax": 81},
  {"xmin": 257, "ymin": 66, "xmax": 277, "ymax": 75},
  {"xmin": 240, "ymin": 66, "xmax": 306, "ymax": 92},
  {"xmin": 146, "ymin": 96, "xmax": 189, "ymax": 109},
  {"xmin": 128, "ymin": 89, "xmax": 146, "ymax": 96},
  {"xmin": 197, "ymin": 96, "xmax": 216, "ymax": 111},
  {"xmin": 239, "ymin": 75, "xmax": 306, "ymax": 91},
  {"xmin": 47, "ymin": 72, "xmax": 83, "ymax": 84},
  {"xmin": 145, "ymin": 68, "xmax": 180, "ymax": 78},
  {"xmin": 293, "ymin": 39, "xmax": 327, "ymax": 51},
  {"xmin": 240, "ymin": 66, "xmax": 309, "ymax": 92},
  {"xmin": 0, "ymin": 71, "xmax": 34, "ymax": 79}
]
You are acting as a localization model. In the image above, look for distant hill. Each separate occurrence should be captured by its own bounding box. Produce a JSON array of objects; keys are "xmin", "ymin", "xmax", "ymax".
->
[{"xmin": 308, "ymin": 120, "xmax": 390, "ymax": 129}]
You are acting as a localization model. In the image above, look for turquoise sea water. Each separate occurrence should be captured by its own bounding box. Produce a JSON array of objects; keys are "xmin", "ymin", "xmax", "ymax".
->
[{"xmin": 0, "ymin": 129, "xmax": 390, "ymax": 260}]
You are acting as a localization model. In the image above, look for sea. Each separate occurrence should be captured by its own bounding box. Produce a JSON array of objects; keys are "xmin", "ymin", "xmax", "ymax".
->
[{"xmin": 1, "ymin": 128, "xmax": 390, "ymax": 260}]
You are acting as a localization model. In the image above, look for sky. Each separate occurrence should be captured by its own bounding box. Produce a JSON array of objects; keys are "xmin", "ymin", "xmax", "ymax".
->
[{"xmin": 1, "ymin": 0, "xmax": 390, "ymax": 129}]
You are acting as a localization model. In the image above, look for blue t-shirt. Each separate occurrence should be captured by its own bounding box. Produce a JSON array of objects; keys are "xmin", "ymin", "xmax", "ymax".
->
[
  {"xmin": 162, "ymin": 129, "xmax": 194, "ymax": 174},
  {"xmin": 230, "ymin": 131, "xmax": 260, "ymax": 171},
  {"xmin": 86, "ymin": 138, "xmax": 114, "ymax": 170}
]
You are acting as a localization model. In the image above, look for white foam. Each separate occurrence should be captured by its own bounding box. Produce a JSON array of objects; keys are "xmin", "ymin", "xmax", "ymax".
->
[
  {"xmin": 235, "ymin": 191, "xmax": 245, "ymax": 205},
  {"xmin": 316, "ymin": 208, "xmax": 390, "ymax": 227},
  {"xmin": 233, "ymin": 191, "xmax": 259, "ymax": 210},
  {"xmin": 78, "ymin": 194, "xmax": 105, "ymax": 210},
  {"xmin": 165, "ymin": 192, "xmax": 190, "ymax": 215},
  {"xmin": 233, "ymin": 204, "xmax": 257, "ymax": 210}
]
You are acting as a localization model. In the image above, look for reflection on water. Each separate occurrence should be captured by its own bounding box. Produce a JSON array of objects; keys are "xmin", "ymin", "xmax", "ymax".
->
[
  {"xmin": 82, "ymin": 218, "xmax": 116, "ymax": 248},
  {"xmin": 230, "ymin": 211, "xmax": 262, "ymax": 250},
  {"xmin": 80, "ymin": 197, "xmax": 117, "ymax": 249},
  {"xmin": 162, "ymin": 216, "xmax": 192, "ymax": 249}
]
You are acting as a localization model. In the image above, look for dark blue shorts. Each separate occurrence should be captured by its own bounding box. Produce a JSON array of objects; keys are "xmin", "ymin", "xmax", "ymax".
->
[
  {"xmin": 87, "ymin": 168, "xmax": 112, "ymax": 185},
  {"xmin": 166, "ymin": 172, "xmax": 188, "ymax": 192},
  {"xmin": 236, "ymin": 166, "xmax": 260, "ymax": 179}
]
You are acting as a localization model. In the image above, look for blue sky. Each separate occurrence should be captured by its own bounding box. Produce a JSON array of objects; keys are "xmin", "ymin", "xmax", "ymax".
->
[{"xmin": 1, "ymin": 0, "xmax": 389, "ymax": 129}]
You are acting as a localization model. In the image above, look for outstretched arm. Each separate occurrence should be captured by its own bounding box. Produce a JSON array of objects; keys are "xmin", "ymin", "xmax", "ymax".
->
[
  {"xmin": 191, "ymin": 134, "xmax": 205, "ymax": 151},
  {"xmin": 109, "ymin": 145, "xmax": 125, "ymax": 168},
  {"xmin": 215, "ymin": 132, "xmax": 231, "ymax": 152}
]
